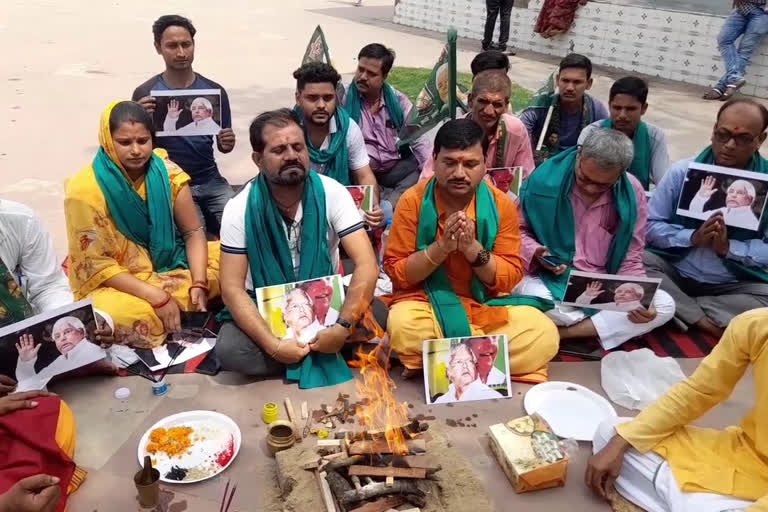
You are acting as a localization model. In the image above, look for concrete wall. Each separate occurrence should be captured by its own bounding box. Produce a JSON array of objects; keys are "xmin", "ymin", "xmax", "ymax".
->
[{"xmin": 393, "ymin": 0, "xmax": 768, "ymax": 98}]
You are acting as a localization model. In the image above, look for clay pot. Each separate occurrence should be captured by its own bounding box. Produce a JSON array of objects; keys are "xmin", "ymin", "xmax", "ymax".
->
[{"xmin": 267, "ymin": 420, "xmax": 296, "ymax": 456}]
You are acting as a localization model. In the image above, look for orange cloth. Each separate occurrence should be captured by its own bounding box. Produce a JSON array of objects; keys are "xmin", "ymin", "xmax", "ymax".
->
[{"xmin": 383, "ymin": 178, "xmax": 525, "ymax": 331}]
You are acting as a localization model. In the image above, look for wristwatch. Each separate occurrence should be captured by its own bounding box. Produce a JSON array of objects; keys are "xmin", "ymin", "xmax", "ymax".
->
[
  {"xmin": 471, "ymin": 249, "xmax": 491, "ymax": 267},
  {"xmin": 335, "ymin": 317, "xmax": 353, "ymax": 332}
]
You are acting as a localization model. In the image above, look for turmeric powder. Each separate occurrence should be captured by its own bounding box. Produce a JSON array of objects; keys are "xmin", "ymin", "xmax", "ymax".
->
[{"xmin": 146, "ymin": 426, "xmax": 194, "ymax": 458}]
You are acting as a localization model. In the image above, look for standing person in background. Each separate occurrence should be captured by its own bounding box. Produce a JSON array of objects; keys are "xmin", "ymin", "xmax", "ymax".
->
[
  {"xmin": 703, "ymin": 0, "xmax": 768, "ymax": 101},
  {"xmin": 343, "ymin": 44, "xmax": 433, "ymax": 220},
  {"xmin": 578, "ymin": 77, "xmax": 670, "ymax": 191},
  {"xmin": 132, "ymin": 15, "xmax": 236, "ymax": 237},
  {"xmin": 482, "ymin": 0, "xmax": 516, "ymax": 55}
]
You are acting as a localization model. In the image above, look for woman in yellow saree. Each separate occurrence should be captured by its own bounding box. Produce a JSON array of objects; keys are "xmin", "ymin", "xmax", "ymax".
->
[{"xmin": 64, "ymin": 101, "xmax": 220, "ymax": 348}]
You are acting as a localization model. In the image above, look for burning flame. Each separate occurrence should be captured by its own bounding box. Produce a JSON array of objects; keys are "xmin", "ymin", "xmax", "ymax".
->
[{"xmin": 349, "ymin": 345, "xmax": 410, "ymax": 456}]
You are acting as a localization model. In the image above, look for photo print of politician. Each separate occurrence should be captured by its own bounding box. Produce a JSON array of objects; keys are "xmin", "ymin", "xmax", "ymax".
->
[
  {"xmin": 561, "ymin": 271, "xmax": 661, "ymax": 313},
  {"xmin": 151, "ymin": 88, "xmax": 223, "ymax": 137},
  {"xmin": 676, "ymin": 162, "xmax": 768, "ymax": 231}
]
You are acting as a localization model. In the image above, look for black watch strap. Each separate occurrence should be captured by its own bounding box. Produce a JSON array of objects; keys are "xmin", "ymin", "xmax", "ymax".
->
[
  {"xmin": 471, "ymin": 249, "xmax": 492, "ymax": 267},
  {"xmin": 336, "ymin": 317, "xmax": 353, "ymax": 331}
]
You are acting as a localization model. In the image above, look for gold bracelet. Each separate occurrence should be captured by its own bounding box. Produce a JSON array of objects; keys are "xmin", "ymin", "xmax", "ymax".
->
[{"xmin": 423, "ymin": 246, "xmax": 440, "ymax": 266}]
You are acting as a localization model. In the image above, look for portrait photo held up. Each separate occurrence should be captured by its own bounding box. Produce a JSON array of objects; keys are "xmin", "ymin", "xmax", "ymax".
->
[
  {"xmin": 151, "ymin": 88, "xmax": 223, "ymax": 137},
  {"xmin": 676, "ymin": 162, "xmax": 768, "ymax": 231},
  {"xmin": 346, "ymin": 185, "xmax": 374, "ymax": 218},
  {"xmin": 561, "ymin": 270, "xmax": 661, "ymax": 312},
  {"xmin": 423, "ymin": 335, "xmax": 511, "ymax": 405},
  {"xmin": 488, "ymin": 166, "xmax": 522, "ymax": 196},
  {"xmin": 255, "ymin": 275, "xmax": 345, "ymax": 346},
  {"xmin": 0, "ymin": 299, "xmax": 104, "ymax": 392}
]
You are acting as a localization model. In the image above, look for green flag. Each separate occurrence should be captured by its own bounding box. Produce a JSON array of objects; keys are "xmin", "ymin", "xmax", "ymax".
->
[
  {"xmin": 302, "ymin": 25, "xmax": 332, "ymax": 65},
  {"xmin": 398, "ymin": 30, "xmax": 468, "ymax": 145},
  {"xmin": 518, "ymin": 70, "xmax": 558, "ymax": 115}
]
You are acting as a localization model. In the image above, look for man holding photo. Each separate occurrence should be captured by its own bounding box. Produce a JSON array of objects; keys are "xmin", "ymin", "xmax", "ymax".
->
[
  {"xmin": 215, "ymin": 109, "xmax": 379, "ymax": 389},
  {"xmin": 645, "ymin": 98, "xmax": 768, "ymax": 338},
  {"xmin": 132, "ymin": 15, "xmax": 235, "ymax": 237},
  {"xmin": 514, "ymin": 129, "xmax": 675, "ymax": 350}
]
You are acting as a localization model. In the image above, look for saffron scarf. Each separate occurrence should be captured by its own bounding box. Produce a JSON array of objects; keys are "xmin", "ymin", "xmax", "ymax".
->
[
  {"xmin": 602, "ymin": 119, "xmax": 652, "ymax": 190},
  {"xmin": 520, "ymin": 146, "xmax": 638, "ymax": 300},
  {"xmin": 299, "ymin": 106, "xmax": 353, "ymax": 185},
  {"xmin": 92, "ymin": 102, "xmax": 188, "ymax": 273},
  {"xmin": 417, "ymin": 179, "xmax": 552, "ymax": 338},
  {"xmin": 345, "ymin": 82, "xmax": 412, "ymax": 159},
  {"xmin": 657, "ymin": 146, "xmax": 768, "ymax": 283},
  {"xmin": 243, "ymin": 171, "xmax": 352, "ymax": 389}
]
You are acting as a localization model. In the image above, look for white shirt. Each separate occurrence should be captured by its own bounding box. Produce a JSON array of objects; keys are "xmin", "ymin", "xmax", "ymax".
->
[
  {"xmin": 483, "ymin": 366, "xmax": 508, "ymax": 387},
  {"xmin": 0, "ymin": 200, "xmax": 73, "ymax": 313},
  {"xmin": 433, "ymin": 379, "xmax": 504, "ymax": 404},
  {"xmin": 689, "ymin": 195, "xmax": 760, "ymax": 231},
  {"xmin": 220, "ymin": 174, "xmax": 365, "ymax": 290},
  {"xmin": 312, "ymin": 115, "xmax": 370, "ymax": 175},
  {"xmin": 164, "ymin": 116, "xmax": 221, "ymax": 136},
  {"xmin": 15, "ymin": 339, "xmax": 105, "ymax": 391}
]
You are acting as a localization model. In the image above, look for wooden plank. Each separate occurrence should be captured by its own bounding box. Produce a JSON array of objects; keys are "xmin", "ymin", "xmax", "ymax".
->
[
  {"xmin": 348, "ymin": 497, "xmax": 405, "ymax": 512},
  {"xmin": 317, "ymin": 439, "xmax": 342, "ymax": 447},
  {"xmin": 349, "ymin": 438, "xmax": 426, "ymax": 455},
  {"xmin": 391, "ymin": 455, "xmax": 440, "ymax": 471},
  {"xmin": 284, "ymin": 398, "xmax": 302, "ymax": 443},
  {"xmin": 385, "ymin": 476, "xmax": 394, "ymax": 488},
  {"xmin": 300, "ymin": 455, "xmax": 321, "ymax": 470},
  {"xmin": 301, "ymin": 401, "xmax": 309, "ymax": 420},
  {"xmin": 315, "ymin": 470, "xmax": 337, "ymax": 512},
  {"xmin": 348, "ymin": 465, "xmax": 426, "ymax": 479}
]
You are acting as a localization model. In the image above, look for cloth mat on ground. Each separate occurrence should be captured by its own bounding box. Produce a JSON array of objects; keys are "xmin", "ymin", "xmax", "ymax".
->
[{"xmin": 556, "ymin": 325, "xmax": 718, "ymax": 362}]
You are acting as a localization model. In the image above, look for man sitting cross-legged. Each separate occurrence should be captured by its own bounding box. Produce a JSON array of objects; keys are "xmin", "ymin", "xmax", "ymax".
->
[
  {"xmin": 342, "ymin": 44, "xmax": 433, "ymax": 218},
  {"xmin": 215, "ymin": 109, "xmax": 379, "ymax": 388},
  {"xmin": 420, "ymin": 70, "xmax": 535, "ymax": 182},
  {"xmin": 587, "ymin": 309, "xmax": 768, "ymax": 512},
  {"xmin": 293, "ymin": 62, "xmax": 384, "ymax": 229},
  {"xmin": 384, "ymin": 119, "xmax": 559, "ymax": 380},
  {"xmin": 513, "ymin": 128, "xmax": 675, "ymax": 350},
  {"xmin": 644, "ymin": 98, "xmax": 768, "ymax": 339}
]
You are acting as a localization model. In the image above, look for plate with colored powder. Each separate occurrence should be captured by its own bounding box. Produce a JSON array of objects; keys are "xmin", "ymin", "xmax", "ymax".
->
[{"xmin": 137, "ymin": 410, "xmax": 241, "ymax": 484}]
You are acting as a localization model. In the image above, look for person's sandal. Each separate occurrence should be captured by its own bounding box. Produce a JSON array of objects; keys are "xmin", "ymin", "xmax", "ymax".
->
[
  {"xmin": 721, "ymin": 79, "xmax": 747, "ymax": 100},
  {"xmin": 702, "ymin": 88, "xmax": 724, "ymax": 100}
]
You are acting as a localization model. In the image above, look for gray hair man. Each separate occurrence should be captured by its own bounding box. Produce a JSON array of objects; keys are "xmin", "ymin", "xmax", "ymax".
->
[{"xmin": 514, "ymin": 128, "xmax": 675, "ymax": 351}]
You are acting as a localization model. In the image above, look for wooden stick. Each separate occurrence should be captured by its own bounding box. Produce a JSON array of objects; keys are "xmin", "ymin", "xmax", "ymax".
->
[
  {"xmin": 349, "ymin": 439, "xmax": 426, "ymax": 455},
  {"xmin": 301, "ymin": 401, "xmax": 309, "ymax": 419},
  {"xmin": 324, "ymin": 455, "xmax": 364, "ymax": 472},
  {"xmin": 340, "ymin": 481, "xmax": 425, "ymax": 507},
  {"xmin": 348, "ymin": 466, "xmax": 426, "ymax": 480},
  {"xmin": 351, "ymin": 475, "xmax": 362, "ymax": 490},
  {"xmin": 391, "ymin": 455, "xmax": 441, "ymax": 473},
  {"xmin": 348, "ymin": 496, "xmax": 405, "ymax": 512},
  {"xmin": 317, "ymin": 439, "xmax": 342, "ymax": 447},
  {"xmin": 385, "ymin": 476, "xmax": 394, "ymax": 488},
  {"xmin": 284, "ymin": 398, "xmax": 302, "ymax": 443},
  {"xmin": 315, "ymin": 471, "xmax": 336, "ymax": 512}
]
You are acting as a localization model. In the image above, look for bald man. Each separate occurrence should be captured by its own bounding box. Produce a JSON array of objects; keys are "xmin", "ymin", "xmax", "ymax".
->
[
  {"xmin": 645, "ymin": 98, "xmax": 768, "ymax": 338},
  {"xmin": 575, "ymin": 282, "xmax": 646, "ymax": 312},
  {"xmin": 164, "ymin": 96, "xmax": 222, "ymax": 135},
  {"xmin": 420, "ymin": 69, "xmax": 535, "ymax": 185},
  {"xmin": 689, "ymin": 177, "xmax": 760, "ymax": 231}
]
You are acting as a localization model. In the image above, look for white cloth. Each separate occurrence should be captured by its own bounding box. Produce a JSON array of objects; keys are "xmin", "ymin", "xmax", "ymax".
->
[
  {"xmin": 593, "ymin": 418, "xmax": 754, "ymax": 512},
  {"xmin": 0, "ymin": 200, "xmax": 73, "ymax": 313},
  {"xmin": 15, "ymin": 339, "xmax": 106, "ymax": 391},
  {"xmin": 689, "ymin": 196, "xmax": 760, "ymax": 231},
  {"xmin": 514, "ymin": 276, "xmax": 675, "ymax": 350},
  {"xmin": 433, "ymin": 379, "xmax": 503, "ymax": 403},
  {"xmin": 163, "ymin": 116, "xmax": 221, "ymax": 136},
  {"xmin": 312, "ymin": 115, "xmax": 371, "ymax": 174},
  {"xmin": 220, "ymin": 174, "xmax": 365, "ymax": 290},
  {"xmin": 575, "ymin": 293, "xmax": 644, "ymax": 312},
  {"xmin": 484, "ymin": 366, "xmax": 508, "ymax": 387}
]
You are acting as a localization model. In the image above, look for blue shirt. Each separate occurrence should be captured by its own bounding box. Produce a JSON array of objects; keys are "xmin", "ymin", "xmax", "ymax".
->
[
  {"xmin": 132, "ymin": 73, "xmax": 232, "ymax": 184},
  {"xmin": 647, "ymin": 157, "xmax": 768, "ymax": 284},
  {"xmin": 519, "ymin": 94, "xmax": 609, "ymax": 151}
]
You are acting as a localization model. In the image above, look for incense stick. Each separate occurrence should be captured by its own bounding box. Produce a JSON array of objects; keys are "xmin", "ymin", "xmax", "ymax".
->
[
  {"xmin": 224, "ymin": 483, "xmax": 237, "ymax": 512},
  {"xmin": 157, "ymin": 343, "xmax": 183, "ymax": 383},
  {"xmin": 219, "ymin": 479, "xmax": 231, "ymax": 512}
]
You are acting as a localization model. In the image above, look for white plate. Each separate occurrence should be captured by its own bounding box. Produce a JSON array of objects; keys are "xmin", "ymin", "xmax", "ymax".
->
[
  {"xmin": 137, "ymin": 410, "xmax": 241, "ymax": 484},
  {"xmin": 523, "ymin": 381, "xmax": 617, "ymax": 441}
]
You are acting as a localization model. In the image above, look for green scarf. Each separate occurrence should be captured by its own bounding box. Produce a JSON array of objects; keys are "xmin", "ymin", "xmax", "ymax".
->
[
  {"xmin": 243, "ymin": 171, "xmax": 352, "ymax": 389},
  {"xmin": 657, "ymin": 146, "xmax": 768, "ymax": 282},
  {"xmin": 521, "ymin": 146, "xmax": 638, "ymax": 301},
  {"xmin": 345, "ymin": 82, "xmax": 412, "ymax": 160},
  {"xmin": 299, "ymin": 106, "xmax": 352, "ymax": 185},
  {"xmin": 535, "ymin": 95, "xmax": 595, "ymax": 166},
  {"xmin": 602, "ymin": 119, "xmax": 652, "ymax": 190},
  {"xmin": 92, "ymin": 148, "xmax": 188, "ymax": 272},
  {"xmin": 417, "ymin": 179, "xmax": 552, "ymax": 338}
]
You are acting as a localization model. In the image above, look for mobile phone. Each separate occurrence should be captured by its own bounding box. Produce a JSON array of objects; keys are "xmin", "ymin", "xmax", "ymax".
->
[
  {"xmin": 539, "ymin": 255, "xmax": 564, "ymax": 267},
  {"xmin": 180, "ymin": 311, "xmax": 212, "ymax": 332}
]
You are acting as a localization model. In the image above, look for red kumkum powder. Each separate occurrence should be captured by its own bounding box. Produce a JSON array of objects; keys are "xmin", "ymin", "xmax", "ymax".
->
[{"xmin": 216, "ymin": 436, "xmax": 235, "ymax": 467}]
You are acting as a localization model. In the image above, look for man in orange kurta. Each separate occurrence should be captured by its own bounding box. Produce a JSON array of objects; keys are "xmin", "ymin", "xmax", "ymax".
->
[{"xmin": 383, "ymin": 119, "xmax": 558, "ymax": 381}]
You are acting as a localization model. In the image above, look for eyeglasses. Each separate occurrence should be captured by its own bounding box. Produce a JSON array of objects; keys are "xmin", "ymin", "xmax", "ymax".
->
[
  {"xmin": 575, "ymin": 159, "xmax": 619, "ymax": 191},
  {"xmin": 450, "ymin": 358, "xmax": 475, "ymax": 370},
  {"xmin": 713, "ymin": 129, "xmax": 759, "ymax": 146}
]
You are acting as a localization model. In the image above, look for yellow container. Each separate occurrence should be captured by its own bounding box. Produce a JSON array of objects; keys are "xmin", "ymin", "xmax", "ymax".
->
[{"xmin": 262, "ymin": 402, "xmax": 279, "ymax": 424}]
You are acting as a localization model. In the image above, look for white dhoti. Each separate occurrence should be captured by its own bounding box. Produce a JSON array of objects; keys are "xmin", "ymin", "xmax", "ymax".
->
[
  {"xmin": 513, "ymin": 276, "xmax": 676, "ymax": 350},
  {"xmin": 594, "ymin": 418, "xmax": 754, "ymax": 512}
]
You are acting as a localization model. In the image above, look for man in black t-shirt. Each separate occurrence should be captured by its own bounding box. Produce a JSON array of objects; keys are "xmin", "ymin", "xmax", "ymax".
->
[{"xmin": 132, "ymin": 14, "xmax": 235, "ymax": 237}]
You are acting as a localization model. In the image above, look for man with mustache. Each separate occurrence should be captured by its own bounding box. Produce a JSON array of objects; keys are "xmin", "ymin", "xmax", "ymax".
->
[
  {"xmin": 215, "ymin": 109, "xmax": 378, "ymax": 388},
  {"xmin": 433, "ymin": 342, "xmax": 502, "ymax": 403},
  {"xmin": 514, "ymin": 129, "xmax": 675, "ymax": 350},
  {"xmin": 468, "ymin": 336, "xmax": 507, "ymax": 386},
  {"xmin": 520, "ymin": 54, "xmax": 608, "ymax": 161},
  {"xmin": 419, "ymin": 70, "xmax": 535, "ymax": 184},
  {"xmin": 578, "ymin": 77, "xmax": 670, "ymax": 191},
  {"xmin": 133, "ymin": 15, "xmax": 236, "ymax": 237},
  {"xmin": 644, "ymin": 98, "xmax": 768, "ymax": 338},
  {"xmin": 384, "ymin": 119, "xmax": 558, "ymax": 381},
  {"xmin": 293, "ymin": 62, "xmax": 384, "ymax": 229},
  {"xmin": 343, "ymin": 44, "xmax": 433, "ymax": 218}
]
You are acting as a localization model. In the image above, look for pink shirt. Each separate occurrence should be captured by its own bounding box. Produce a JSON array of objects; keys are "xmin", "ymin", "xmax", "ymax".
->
[
  {"xmin": 419, "ymin": 113, "xmax": 535, "ymax": 180},
  {"xmin": 520, "ymin": 173, "xmax": 649, "ymax": 277}
]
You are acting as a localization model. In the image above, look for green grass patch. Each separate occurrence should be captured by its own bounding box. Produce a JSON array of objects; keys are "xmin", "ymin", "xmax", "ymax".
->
[{"xmin": 387, "ymin": 66, "xmax": 534, "ymax": 114}]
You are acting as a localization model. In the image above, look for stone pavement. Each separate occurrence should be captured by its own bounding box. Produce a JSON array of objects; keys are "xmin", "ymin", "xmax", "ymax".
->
[{"xmin": 1, "ymin": 0, "xmax": 766, "ymax": 260}]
